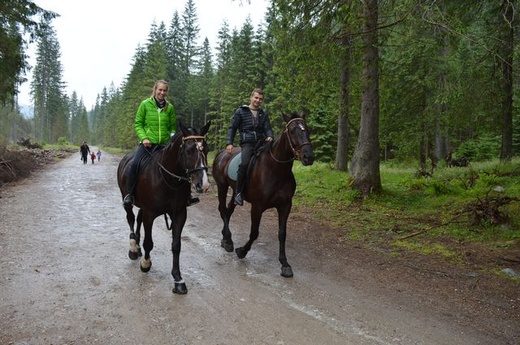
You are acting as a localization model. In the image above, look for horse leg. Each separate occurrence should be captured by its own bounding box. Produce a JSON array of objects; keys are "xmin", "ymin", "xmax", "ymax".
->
[
  {"xmin": 218, "ymin": 185, "xmax": 235, "ymax": 252},
  {"xmin": 277, "ymin": 203, "xmax": 294, "ymax": 278},
  {"xmin": 135, "ymin": 209, "xmax": 143, "ymax": 257},
  {"xmin": 170, "ymin": 209, "xmax": 188, "ymax": 294},
  {"xmin": 235, "ymin": 206, "xmax": 262, "ymax": 259},
  {"xmin": 125, "ymin": 207, "xmax": 140, "ymax": 260},
  {"xmin": 140, "ymin": 213, "xmax": 154, "ymax": 273}
]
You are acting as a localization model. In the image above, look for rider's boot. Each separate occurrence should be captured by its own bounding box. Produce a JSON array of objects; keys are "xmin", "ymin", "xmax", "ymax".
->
[
  {"xmin": 124, "ymin": 168, "xmax": 136, "ymax": 206},
  {"xmin": 234, "ymin": 168, "xmax": 246, "ymax": 206}
]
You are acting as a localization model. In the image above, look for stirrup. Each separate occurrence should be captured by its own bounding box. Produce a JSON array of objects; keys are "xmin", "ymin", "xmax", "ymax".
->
[{"xmin": 234, "ymin": 192, "xmax": 243, "ymax": 206}]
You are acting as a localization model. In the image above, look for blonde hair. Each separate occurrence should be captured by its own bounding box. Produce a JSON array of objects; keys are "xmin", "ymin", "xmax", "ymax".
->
[{"xmin": 151, "ymin": 80, "xmax": 169, "ymax": 97}]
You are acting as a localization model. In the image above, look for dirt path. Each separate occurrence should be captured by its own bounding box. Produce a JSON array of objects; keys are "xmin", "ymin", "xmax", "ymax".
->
[{"xmin": 0, "ymin": 151, "xmax": 518, "ymax": 344}]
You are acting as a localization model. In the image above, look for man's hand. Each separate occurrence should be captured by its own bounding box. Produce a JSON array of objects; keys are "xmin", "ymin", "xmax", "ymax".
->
[
  {"xmin": 143, "ymin": 139, "xmax": 152, "ymax": 148},
  {"xmin": 226, "ymin": 144, "xmax": 233, "ymax": 153}
]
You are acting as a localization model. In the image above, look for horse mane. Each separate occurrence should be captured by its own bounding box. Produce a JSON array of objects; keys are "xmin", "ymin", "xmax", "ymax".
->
[{"xmin": 159, "ymin": 132, "xmax": 183, "ymax": 152}]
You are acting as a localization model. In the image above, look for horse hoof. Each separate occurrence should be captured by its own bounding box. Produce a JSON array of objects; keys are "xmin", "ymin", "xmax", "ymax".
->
[
  {"xmin": 128, "ymin": 250, "xmax": 139, "ymax": 260},
  {"xmin": 235, "ymin": 247, "xmax": 247, "ymax": 259},
  {"xmin": 221, "ymin": 239, "xmax": 234, "ymax": 252},
  {"xmin": 281, "ymin": 266, "xmax": 294, "ymax": 278},
  {"xmin": 140, "ymin": 260, "xmax": 152, "ymax": 272},
  {"xmin": 173, "ymin": 282, "xmax": 188, "ymax": 294}
]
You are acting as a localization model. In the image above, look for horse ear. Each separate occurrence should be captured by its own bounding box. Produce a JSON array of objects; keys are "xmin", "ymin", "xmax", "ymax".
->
[
  {"xmin": 299, "ymin": 108, "xmax": 309, "ymax": 119},
  {"xmin": 178, "ymin": 120, "xmax": 189, "ymax": 135},
  {"xmin": 201, "ymin": 120, "xmax": 211, "ymax": 135},
  {"xmin": 282, "ymin": 112, "xmax": 292, "ymax": 123}
]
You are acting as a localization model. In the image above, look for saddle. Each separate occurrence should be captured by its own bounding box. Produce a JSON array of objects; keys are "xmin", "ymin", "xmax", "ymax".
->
[
  {"xmin": 226, "ymin": 142, "xmax": 269, "ymax": 181},
  {"xmin": 134, "ymin": 144, "xmax": 164, "ymax": 174}
]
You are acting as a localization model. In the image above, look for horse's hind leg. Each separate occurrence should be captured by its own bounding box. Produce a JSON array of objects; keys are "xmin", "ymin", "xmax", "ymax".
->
[
  {"xmin": 235, "ymin": 206, "xmax": 262, "ymax": 259},
  {"xmin": 217, "ymin": 184, "xmax": 235, "ymax": 252},
  {"xmin": 125, "ymin": 207, "xmax": 140, "ymax": 260},
  {"xmin": 140, "ymin": 213, "xmax": 154, "ymax": 272},
  {"xmin": 134, "ymin": 209, "xmax": 143, "ymax": 257}
]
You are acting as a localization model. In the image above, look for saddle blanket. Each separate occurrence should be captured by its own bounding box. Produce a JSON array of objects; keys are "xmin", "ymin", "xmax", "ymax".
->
[{"xmin": 227, "ymin": 154, "xmax": 241, "ymax": 181}]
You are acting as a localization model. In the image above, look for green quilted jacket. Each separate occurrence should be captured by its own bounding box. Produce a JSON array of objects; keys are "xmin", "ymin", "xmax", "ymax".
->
[{"xmin": 134, "ymin": 97, "xmax": 177, "ymax": 145}]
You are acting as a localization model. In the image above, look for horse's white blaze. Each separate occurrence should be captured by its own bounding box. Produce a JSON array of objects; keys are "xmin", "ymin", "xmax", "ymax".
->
[
  {"xmin": 194, "ymin": 140, "xmax": 210, "ymax": 192},
  {"xmin": 141, "ymin": 257, "xmax": 151, "ymax": 269},
  {"xmin": 201, "ymin": 168, "xmax": 210, "ymax": 192},
  {"xmin": 129, "ymin": 238, "xmax": 138, "ymax": 253}
]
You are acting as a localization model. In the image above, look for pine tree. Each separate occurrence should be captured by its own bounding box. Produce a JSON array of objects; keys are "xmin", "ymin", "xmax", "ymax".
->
[
  {"xmin": 0, "ymin": 0, "xmax": 56, "ymax": 104},
  {"xmin": 30, "ymin": 18, "xmax": 68, "ymax": 143}
]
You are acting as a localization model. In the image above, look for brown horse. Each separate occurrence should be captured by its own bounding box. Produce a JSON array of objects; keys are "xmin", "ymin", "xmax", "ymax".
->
[
  {"xmin": 116, "ymin": 121, "xmax": 210, "ymax": 294},
  {"xmin": 212, "ymin": 110, "xmax": 314, "ymax": 277}
]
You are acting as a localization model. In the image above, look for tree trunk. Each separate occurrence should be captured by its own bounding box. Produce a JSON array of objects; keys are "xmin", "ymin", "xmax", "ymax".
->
[
  {"xmin": 499, "ymin": 0, "xmax": 515, "ymax": 162},
  {"xmin": 335, "ymin": 34, "xmax": 353, "ymax": 171},
  {"xmin": 350, "ymin": 0, "xmax": 382, "ymax": 196},
  {"xmin": 435, "ymin": 41, "xmax": 449, "ymax": 163}
]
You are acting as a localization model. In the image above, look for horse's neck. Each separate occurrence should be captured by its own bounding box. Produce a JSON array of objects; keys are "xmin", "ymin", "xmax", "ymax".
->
[
  {"xmin": 157, "ymin": 140, "xmax": 182, "ymax": 172},
  {"xmin": 270, "ymin": 134, "xmax": 294, "ymax": 162}
]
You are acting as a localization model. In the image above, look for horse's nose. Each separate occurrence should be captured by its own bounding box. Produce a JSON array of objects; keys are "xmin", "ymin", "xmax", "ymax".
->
[
  {"xmin": 302, "ymin": 151, "xmax": 315, "ymax": 166},
  {"xmin": 304, "ymin": 156, "xmax": 314, "ymax": 166},
  {"xmin": 196, "ymin": 172, "xmax": 210, "ymax": 193},
  {"xmin": 195, "ymin": 184, "xmax": 210, "ymax": 193}
]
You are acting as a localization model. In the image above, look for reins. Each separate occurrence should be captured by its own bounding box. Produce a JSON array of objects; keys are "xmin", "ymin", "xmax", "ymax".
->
[
  {"xmin": 158, "ymin": 134, "xmax": 207, "ymax": 189},
  {"xmin": 269, "ymin": 118, "xmax": 311, "ymax": 163}
]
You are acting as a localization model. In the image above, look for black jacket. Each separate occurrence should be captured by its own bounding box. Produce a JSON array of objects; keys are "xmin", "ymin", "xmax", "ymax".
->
[
  {"xmin": 226, "ymin": 105, "xmax": 274, "ymax": 146},
  {"xmin": 80, "ymin": 144, "xmax": 90, "ymax": 154}
]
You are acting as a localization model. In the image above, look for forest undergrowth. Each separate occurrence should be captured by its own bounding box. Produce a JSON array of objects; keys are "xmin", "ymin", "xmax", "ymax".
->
[{"xmin": 291, "ymin": 159, "xmax": 520, "ymax": 282}]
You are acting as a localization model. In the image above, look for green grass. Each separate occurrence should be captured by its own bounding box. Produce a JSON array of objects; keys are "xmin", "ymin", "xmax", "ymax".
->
[{"xmin": 291, "ymin": 158, "xmax": 520, "ymax": 272}]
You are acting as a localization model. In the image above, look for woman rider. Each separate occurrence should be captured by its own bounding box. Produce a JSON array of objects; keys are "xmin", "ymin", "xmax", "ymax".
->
[{"xmin": 123, "ymin": 80, "xmax": 199, "ymax": 207}]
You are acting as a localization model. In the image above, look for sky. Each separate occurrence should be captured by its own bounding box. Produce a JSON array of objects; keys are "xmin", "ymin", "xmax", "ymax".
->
[{"xmin": 19, "ymin": 0, "xmax": 269, "ymax": 109}]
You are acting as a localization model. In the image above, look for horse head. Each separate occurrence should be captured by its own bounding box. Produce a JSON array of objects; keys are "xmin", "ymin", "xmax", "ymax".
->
[
  {"xmin": 281, "ymin": 110, "xmax": 315, "ymax": 166},
  {"xmin": 178, "ymin": 120, "xmax": 211, "ymax": 193}
]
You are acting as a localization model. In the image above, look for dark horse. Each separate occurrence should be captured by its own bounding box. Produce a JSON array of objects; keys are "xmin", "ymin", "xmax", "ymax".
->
[
  {"xmin": 116, "ymin": 120, "xmax": 210, "ymax": 294},
  {"xmin": 212, "ymin": 110, "xmax": 314, "ymax": 277}
]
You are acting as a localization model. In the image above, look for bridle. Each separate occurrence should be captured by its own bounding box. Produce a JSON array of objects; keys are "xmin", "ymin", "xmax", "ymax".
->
[
  {"xmin": 270, "ymin": 118, "xmax": 312, "ymax": 163},
  {"xmin": 181, "ymin": 135, "xmax": 208, "ymax": 175},
  {"xmin": 158, "ymin": 135, "xmax": 207, "ymax": 187}
]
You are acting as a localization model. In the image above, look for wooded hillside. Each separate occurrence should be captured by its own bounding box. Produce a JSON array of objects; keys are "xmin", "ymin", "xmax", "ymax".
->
[{"xmin": 2, "ymin": 1, "xmax": 519, "ymax": 188}]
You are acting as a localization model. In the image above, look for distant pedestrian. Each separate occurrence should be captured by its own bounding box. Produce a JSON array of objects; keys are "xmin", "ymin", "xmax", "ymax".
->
[
  {"xmin": 96, "ymin": 149, "xmax": 102, "ymax": 161},
  {"xmin": 90, "ymin": 152, "xmax": 96, "ymax": 164},
  {"xmin": 80, "ymin": 141, "xmax": 90, "ymax": 164}
]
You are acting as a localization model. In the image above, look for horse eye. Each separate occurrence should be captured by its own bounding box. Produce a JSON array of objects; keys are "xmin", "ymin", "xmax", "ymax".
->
[{"xmin": 186, "ymin": 145, "xmax": 197, "ymax": 153}]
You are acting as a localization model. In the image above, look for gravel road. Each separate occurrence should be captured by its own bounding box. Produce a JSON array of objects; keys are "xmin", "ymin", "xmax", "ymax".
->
[{"xmin": 0, "ymin": 150, "xmax": 517, "ymax": 345}]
